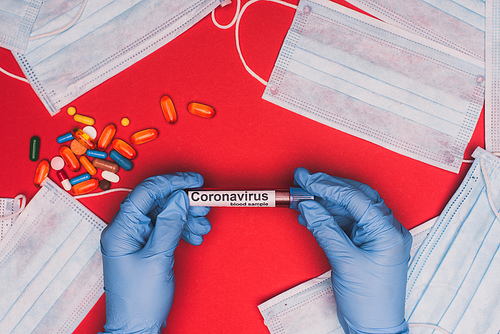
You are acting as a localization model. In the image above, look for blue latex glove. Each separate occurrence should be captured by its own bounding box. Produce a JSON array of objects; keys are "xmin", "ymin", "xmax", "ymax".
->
[
  {"xmin": 100, "ymin": 173, "xmax": 211, "ymax": 334},
  {"xmin": 294, "ymin": 168, "xmax": 412, "ymax": 334}
]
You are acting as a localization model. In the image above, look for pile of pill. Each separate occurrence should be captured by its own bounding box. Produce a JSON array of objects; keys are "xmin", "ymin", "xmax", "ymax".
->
[
  {"xmin": 32, "ymin": 109, "xmax": 158, "ymax": 196},
  {"xmin": 32, "ymin": 97, "xmax": 214, "ymax": 196}
]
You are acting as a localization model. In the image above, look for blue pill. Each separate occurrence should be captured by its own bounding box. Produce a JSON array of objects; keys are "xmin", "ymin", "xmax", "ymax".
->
[
  {"xmin": 70, "ymin": 173, "xmax": 91, "ymax": 185},
  {"xmin": 56, "ymin": 132, "xmax": 74, "ymax": 144},
  {"xmin": 86, "ymin": 150, "xmax": 107, "ymax": 159},
  {"xmin": 109, "ymin": 150, "xmax": 133, "ymax": 171}
]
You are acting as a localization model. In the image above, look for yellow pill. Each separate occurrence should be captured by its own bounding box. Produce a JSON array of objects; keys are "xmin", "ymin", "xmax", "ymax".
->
[
  {"xmin": 67, "ymin": 106, "xmax": 77, "ymax": 116},
  {"xmin": 121, "ymin": 117, "xmax": 130, "ymax": 126},
  {"xmin": 74, "ymin": 114, "xmax": 95, "ymax": 125}
]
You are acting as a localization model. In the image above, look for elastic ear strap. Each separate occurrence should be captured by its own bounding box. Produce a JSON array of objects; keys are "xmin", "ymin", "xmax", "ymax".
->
[
  {"xmin": 231, "ymin": 0, "xmax": 297, "ymax": 85},
  {"xmin": 463, "ymin": 151, "xmax": 500, "ymax": 164},
  {"xmin": 29, "ymin": 0, "xmax": 90, "ymax": 40},
  {"xmin": 0, "ymin": 194, "xmax": 27, "ymax": 221},
  {"xmin": 74, "ymin": 188, "xmax": 133, "ymax": 199},
  {"xmin": 0, "ymin": 66, "xmax": 29, "ymax": 83},
  {"xmin": 212, "ymin": 0, "xmax": 241, "ymax": 29},
  {"xmin": 408, "ymin": 323, "xmax": 450, "ymax": 334}
]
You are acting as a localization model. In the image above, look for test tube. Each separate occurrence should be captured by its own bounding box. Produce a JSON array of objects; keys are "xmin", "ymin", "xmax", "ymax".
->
[{"xmin": 186, "ymin": 188, "xmax": 313, "ymax": 209}]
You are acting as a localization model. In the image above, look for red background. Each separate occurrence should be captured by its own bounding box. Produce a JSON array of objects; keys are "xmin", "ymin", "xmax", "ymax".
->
[{"xmin": 0, "ymin": 1, "xmax": 484, "ymax": 333}]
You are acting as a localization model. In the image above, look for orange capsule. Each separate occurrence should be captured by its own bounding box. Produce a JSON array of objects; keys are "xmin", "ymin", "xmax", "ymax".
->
[
  {"xmin": 34, "ymin": 160, "xmax": 50, "ymax": 187},
  {"xmin": 71, "ymin": 179, "xmax": 99, "ymax": 195},
  {"xmin": 188, "ymin": 102, "xmax": 215, "ymax": 118},
  {"xmin": 60, "ymin": 146, "xmax": 80, "ymax": 172},
  {"xmin": 79, "ymin": 155, "xmax": 97, "ymax": 175},
  {"xmin": 71, "ymin": 128, "xmax": 96, "ymax": 149},
  {"xmin": 112, "ymin": 139, "xmax": 137, "ymax": 160},
  {"xmin": 97, "ymin": 124, "xmax": 116, "ymax": 150},
  {"xmin": 160, "ymin": 95, "xmax": 177, "ymax": 124},
  {"xmin": 130, "ymin": 128, "xmax": 158, "ymax": 145}
]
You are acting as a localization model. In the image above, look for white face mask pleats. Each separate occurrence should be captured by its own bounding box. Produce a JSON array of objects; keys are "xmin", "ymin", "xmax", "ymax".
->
[
  {"xmin": 262, "ymin": 0, "xmax": 484, "ymax": 173},
  {"xmin": 346, "ymin": 0, "xmax": 485, "ymax": 60}
]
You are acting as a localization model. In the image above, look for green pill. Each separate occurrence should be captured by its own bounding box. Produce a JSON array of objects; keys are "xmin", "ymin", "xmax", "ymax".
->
[{"xmin": 30, "ymin": 136, "xmax": 40, "ymax": 162}]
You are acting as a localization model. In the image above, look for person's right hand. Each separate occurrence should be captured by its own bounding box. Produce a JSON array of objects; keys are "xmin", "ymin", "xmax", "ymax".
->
[
  {"xmin": 294, "ymin": 167, "xmax": 412, "ymax": 334},
  {"xmin": 100, "ymin": 173, "xmax": 211, "ymax": 334}
]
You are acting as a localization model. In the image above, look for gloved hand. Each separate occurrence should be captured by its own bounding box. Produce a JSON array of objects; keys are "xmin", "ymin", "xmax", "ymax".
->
[
  {"xmin": 294, "ymin": 168, "xmax": 412, "ymax": 334},
  {"xmin": 100, "ymin": 172, "xmax": 211, "ymax": 334}
]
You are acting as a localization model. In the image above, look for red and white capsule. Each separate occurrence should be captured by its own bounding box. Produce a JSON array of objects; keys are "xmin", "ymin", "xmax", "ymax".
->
[{"xmin": 57, "ymin": 170, "xmax": 72, "ymax": 191}]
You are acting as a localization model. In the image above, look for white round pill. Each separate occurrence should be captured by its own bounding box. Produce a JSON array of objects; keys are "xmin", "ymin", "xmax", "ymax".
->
[
  {"xmin": 83, "ymin": 126, "xmax": 97, "ymax": 139},
  {"xmin": 50, "ymin": 156, "xmax": 65, "ymax": 171},
  {"xmin": 101, "ymin": 170, "xmax": 120, "ymax": 183}
]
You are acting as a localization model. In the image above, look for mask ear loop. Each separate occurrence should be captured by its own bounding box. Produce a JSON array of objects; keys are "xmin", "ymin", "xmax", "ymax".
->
[
  {"xmin": 228, "ymin": 0, "xmax": 297, "ymax": 85},
  {"xmin": 463, "ymin": 150, "xmax": 500, "ymax": 164},
  {"xmin": 0, "ymin": 194, "xmax": 27, "ymax": 221},
  {"xmin": 408, "ymin": 323, "xmax": 450, "ymax": 334},
  {"xmin": 73, "ymin": 188, "xmax": 133, "ymax": 200},
  {"xmin": 0, "ymin": 66, "xmax": 29, "ymax": 83},
  {"xmin": 212, "ymin": 0, "xmax": 241, "ymax": 29},
  {"xmin": 29, "ymin": 0, "xmax": 90, "ymax": 40}
]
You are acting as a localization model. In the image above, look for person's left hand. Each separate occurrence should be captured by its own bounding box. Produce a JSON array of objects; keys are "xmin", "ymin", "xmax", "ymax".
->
[{"xmin": 100, "ymin": 172, "xmax": 211, "ymax": 334}]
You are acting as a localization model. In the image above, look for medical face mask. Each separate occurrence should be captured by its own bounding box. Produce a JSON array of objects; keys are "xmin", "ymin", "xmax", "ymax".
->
[
  {"xmin": 0, "ymin": 178, "xmax": 106, "ymax": 334},
  {"xmin": 0, "ymin": 0, "xmax": 43, "ymax": 53},
  {"xmin": 346, "ymin": 0, "xmax": 485, "ymax": 60},
  {"xmin": 485, "ymin": 0, "xmax": 500, "ymax": 153},
  {"xmin": 258, "ymin": 217, "xmax": 437, "ymax": 334},
  {"xmin": 260, "ymin": 147, "xmax": 500, "ymax": 333},
  {"xmin": 262, "ymin": 0, "xmax": 485, "ymax": 173},
  {"xmin": 405, "ymin": 146, "xmax": 500, "ymax": 334},
  {"xmin": 14, "ymin": 0, "xmax": 226, "ymax": 115}
]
